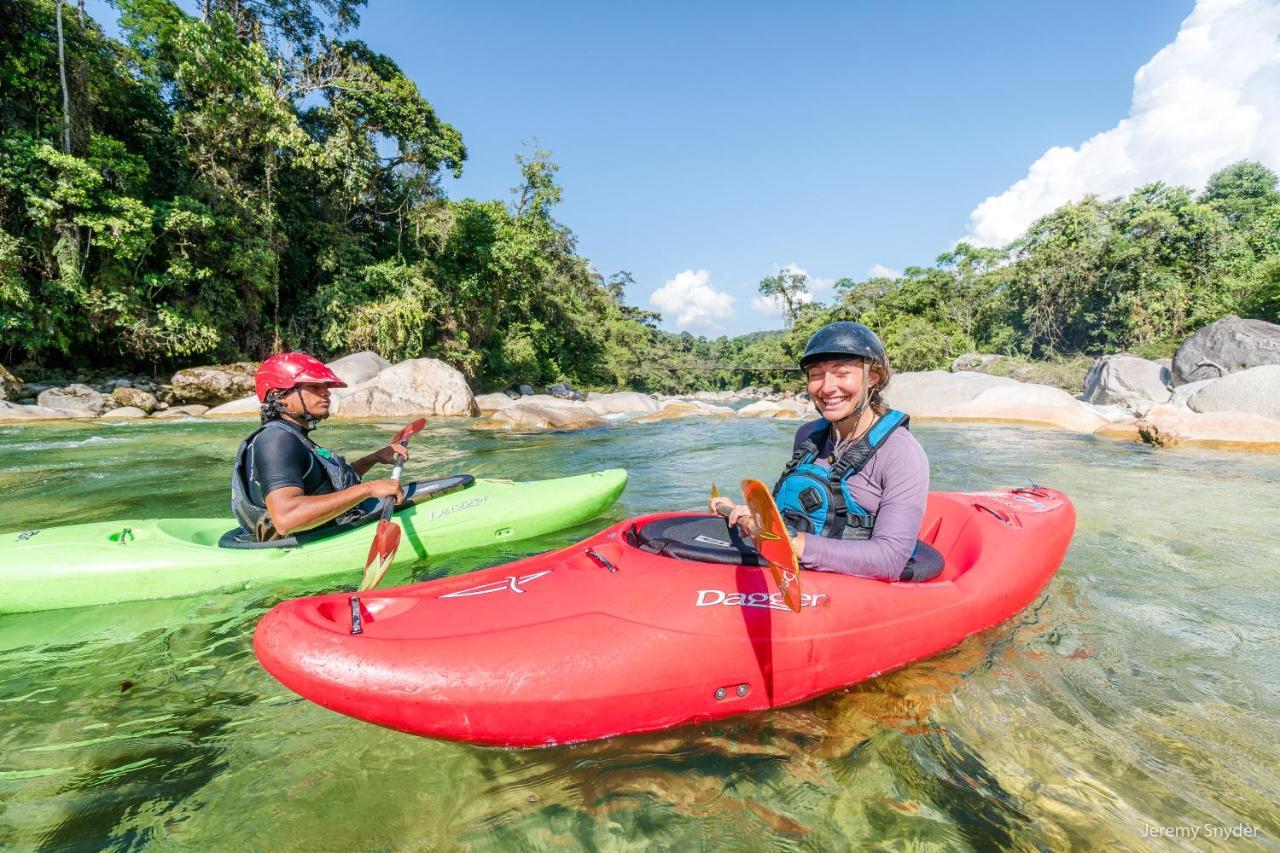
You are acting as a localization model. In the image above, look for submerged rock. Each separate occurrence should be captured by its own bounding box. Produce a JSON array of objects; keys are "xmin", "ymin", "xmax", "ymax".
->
[
  {"xmin": 1095, "ymin": 403, "xmax": 1280, "ymax": 451},
  {"xmin": 634, "ymin": 401, "xmax": 736, "ymax": 422}
]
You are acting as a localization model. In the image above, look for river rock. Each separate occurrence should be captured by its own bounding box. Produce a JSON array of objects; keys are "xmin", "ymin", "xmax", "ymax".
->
[
  {"xmin": 1186, "ymin": 365, "xmax": 1280, "ymax": 420},
  {"xmin": 171, "ymin": 362, "xmax": 257, "ymax": 405},
  {"xmin": 205, "ymin": 395, "xmax": 262, "ymax": 416},
  {"xmin": 1171, "ymin": 316, "xmax": 1280, "ymax": 385},
  {"xmin": 37, "ymin": 383, "xmax": 114, "ymax": 416},
  {"xmin": 332, "ymin": 358, "xmax": 477, "ymax": 418},
  {"xmin": 930, "ymin": 383, "xmax": 1110, "ymax": 433},
  {"xmin": 150, "ymin": 404, "xmax": 210, "ymax": 418},
  {"xmin": 545, "ymin": 382, "xmax": 584, "ymax": 401},
  {"xmin": 1095, "ymin": 403, "xmax": 1280, "ymax": 451},
  {"xmin": 882, "ymin": 371, "xmax": 1020, "ymax": 416},
  {"xmin": 111, "ymin": 386, "xmax": 158, "ymax": 413},
  {"xmin": 0, "ymin": 365, "xmax": 23, "ymax": 401},
  {"xmin": 474, "ymin": 392, "xmax": 517, "ymax": 413},
  {"xmin": 326, "ymin": 350, "xmax": 391, "ymax": 386},
  {"xmin": 0, "ymin": 401, "xmax": 71, "ymax": 421},
  {"xmin": 100, "ymin": 406, "xmax": 149, "ymax": 419},
  {"xmin": 584, "ymin": 392, "xmax": 659, "ymax": 415},
  {"xmin": 1082, "ymin": 354, "xmax": 1171, "ymax": 409},
  {"xmin": 518, "ymin": 384, "xmax": 535, "ymax": 397},
  {"xmin": 476, "ymin": 402, "xmax": 607, "ymax": 431}
]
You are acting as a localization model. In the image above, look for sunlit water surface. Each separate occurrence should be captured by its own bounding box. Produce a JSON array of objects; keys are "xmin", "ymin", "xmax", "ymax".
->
[{"xmin": 0, "ymin": 416, "xmax": 1276, "ymax": 850}]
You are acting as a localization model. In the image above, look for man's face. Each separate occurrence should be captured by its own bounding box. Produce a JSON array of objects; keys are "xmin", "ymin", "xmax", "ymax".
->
[{"xmin": 284, "ymin": 382, "xmax": 333, "ymax": 418}]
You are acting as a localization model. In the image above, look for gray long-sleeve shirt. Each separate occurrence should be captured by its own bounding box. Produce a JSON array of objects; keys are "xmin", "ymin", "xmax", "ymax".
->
[{"xmin": 787, "ymin": 418, "xmax": 930, "ymax": 581}]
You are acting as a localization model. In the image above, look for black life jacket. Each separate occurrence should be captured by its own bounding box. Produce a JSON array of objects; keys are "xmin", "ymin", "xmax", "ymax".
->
[
  {"xmin": 230, "ymin": 419, "xmax": 374, "ymax": 540},
  {"xmin": 771, "ymin": 409, "xmax": 910, "ymax": 540}
]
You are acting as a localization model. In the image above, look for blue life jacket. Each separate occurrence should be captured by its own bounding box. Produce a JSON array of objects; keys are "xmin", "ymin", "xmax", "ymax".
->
[
  {"xmin": 772, "ymin": 409, "xmax": 910, "ymax": 540},
  {"xmin": 230, "ymin": 419, "xmax": 374, "ymax": 540}
]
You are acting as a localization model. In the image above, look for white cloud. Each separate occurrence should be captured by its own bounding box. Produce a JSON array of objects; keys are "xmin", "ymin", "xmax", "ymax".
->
[
  {"xmin": 866, "ymin": 264, "xmax": 901, "ymax": 279},
  {"xmin": 751, "ymin": 263, "xmax": 825, "ymax": 314},
  {"xmin": 964, "ymin": 0, "xmax": 1280, "ymax": 247},
  {"xmin": 649, "ymin": 269, "xmax": 735, "ymax": 330}
]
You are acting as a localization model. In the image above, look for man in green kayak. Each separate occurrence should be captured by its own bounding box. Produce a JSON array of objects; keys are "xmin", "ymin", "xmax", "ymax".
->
[{"xmin": 230, "ymin": 352, "xmax": 408, "ymax": 541}]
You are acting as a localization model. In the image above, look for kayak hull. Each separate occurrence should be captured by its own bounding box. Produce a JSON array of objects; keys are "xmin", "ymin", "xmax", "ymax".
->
[
  {"xmin": 254, "ymin": 487, "xmax": 1075, "ymax": 747},
  {"xmin": 0, "ymin": 469, "xmax": 627, "ymax": 613}
]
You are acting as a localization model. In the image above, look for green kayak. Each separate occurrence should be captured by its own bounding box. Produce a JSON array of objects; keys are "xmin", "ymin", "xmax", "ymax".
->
[{"xmin": 0, "ymin": 469, "xmax": 627, "ymax": 614}]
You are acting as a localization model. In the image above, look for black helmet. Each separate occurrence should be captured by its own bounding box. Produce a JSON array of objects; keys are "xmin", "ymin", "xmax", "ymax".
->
[{"xmin": 799, "ymin": 321, "xmax": 887, "ymax": 370}]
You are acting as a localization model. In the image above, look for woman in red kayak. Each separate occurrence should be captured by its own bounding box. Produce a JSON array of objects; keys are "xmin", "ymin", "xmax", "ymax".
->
[
  {"xmin": 230, "ymin": 353, "xmax": 408, "ymax": 541},
  {"xmin": 712, "ymin": 321, "xmax": 941, "ymax": 582}
]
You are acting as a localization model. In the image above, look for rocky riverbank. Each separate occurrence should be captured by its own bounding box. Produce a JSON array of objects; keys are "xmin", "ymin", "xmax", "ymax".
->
[{"xmin": 3, "ymin": 316, "xmax": 1278, "ymax": 452}]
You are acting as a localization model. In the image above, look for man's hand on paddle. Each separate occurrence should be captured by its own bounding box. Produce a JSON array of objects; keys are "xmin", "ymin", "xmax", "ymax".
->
[
  {"xmin": 352, "ymin": 440, "xmax": 410, "ymax": 477},
  {"xmin": 364, "ymin": 478, "xmax": 405, "ymax": 503}
]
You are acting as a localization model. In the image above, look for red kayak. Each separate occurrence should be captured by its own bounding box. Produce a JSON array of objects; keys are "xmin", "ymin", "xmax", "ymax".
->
[{"xmin": 254, "ymin": 487, "xmax": 1074, "ymax": 747}]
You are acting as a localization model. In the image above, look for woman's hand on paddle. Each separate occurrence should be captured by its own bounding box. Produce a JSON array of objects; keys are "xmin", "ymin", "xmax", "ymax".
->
[
  {"xmin": 364, "ymin": 478, "xmax": 405, "ymax": 503},
  {"xmin": 725, "ymin": 504, "xmax": 760, "ymax": 539}
]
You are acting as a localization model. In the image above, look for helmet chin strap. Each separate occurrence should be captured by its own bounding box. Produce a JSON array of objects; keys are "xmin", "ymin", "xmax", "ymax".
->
[
  {"xmin": 286, "ymin": 387, "xmax": 324, "ymax": 431},
  {"xmin": 833, "ymin": 362, "xmax": 873, "ymax": 440}
]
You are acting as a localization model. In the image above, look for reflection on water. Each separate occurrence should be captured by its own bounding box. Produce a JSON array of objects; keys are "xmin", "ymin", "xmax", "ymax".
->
[{"xmin": 0, "ymin": 417, "xmax": 1277, "ymax": 849}]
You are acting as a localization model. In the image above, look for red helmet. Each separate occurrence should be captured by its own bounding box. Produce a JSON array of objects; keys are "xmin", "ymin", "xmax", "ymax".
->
[{"xmin": 255, "ymin": 352, "xmax": 347, "ymax": 402}]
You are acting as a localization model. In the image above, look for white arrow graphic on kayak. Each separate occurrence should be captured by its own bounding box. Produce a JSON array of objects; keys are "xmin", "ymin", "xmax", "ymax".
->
[{"xmin": 439, "ymin": 570, "xmax": 552, "ymax": 599}]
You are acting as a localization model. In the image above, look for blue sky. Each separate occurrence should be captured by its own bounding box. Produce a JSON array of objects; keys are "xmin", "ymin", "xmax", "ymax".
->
[{"xmin": 89, "ymin": 1, "xmax": 1280, "ymax": 336}]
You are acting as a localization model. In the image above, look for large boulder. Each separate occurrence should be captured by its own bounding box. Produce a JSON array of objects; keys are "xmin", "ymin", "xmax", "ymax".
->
[
  {"xmin": 584, "ymin": 391, "xmax": 659, "ymax": 415},
  {"xmin": 1095, "ymin": 403, "xmax": 1280, "ymax": 451},
  {"xmin": 1186, "ymin": 365, "xmax": 1280, "ymax": 420},
  {"xmin": 36, "ymin": 383, "xmax": 114, "ymax": 416},
  {"xmin": 332, "ymin": 358, "xmax": 477, "ymax": 418},
  {"xmin": 545, "ymin": 382, "xmax": 584, "ymax": 401},
  {"xmin": 882, "ymin": 371, "xmax": 1020, "ymax": 416},
  {"xmin": 0, "ymin": 401, "xmax": 71, "ymax": 421},
  {"xmin": 0, "ymin": 365, "xmax": 22, "ymax": 401},
  {"xmin": 1082, "ymin": 354, "xmax": 1171, "ymax": 409},
  {"xmin": 111, "ymin": 386, "xmax": 159, "ymax": 414},
  {"xmin": 475, "ymin": 401, "xmax": 607, "ymax": 431},
  {"xmin": 205, "ymin": 395, "xmax": 262, "ymax": 416},
  {"xmin": 325, "ymin": 350, "xmax": 391, "ymax": 387},
  {"xmin": 1169, "ymin": 378, "xmax": 1218, "ymax": 406},
  {"xmin": 1171, "ymin": 316, "xmax": 1280, "ymax": 385},
  {"xmin": 170, "ymin": 362, "xmax": 257, "ymax": 405},
  {"xmin": 931, "ymin": 383, "xmax": 1110, "ymax": 433}
]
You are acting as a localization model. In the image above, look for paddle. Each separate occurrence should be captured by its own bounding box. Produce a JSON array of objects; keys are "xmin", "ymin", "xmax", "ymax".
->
[
  {"xmin": 357, "ymin": 418, "xmax": 427, "ymax": 592},
  {"xmin": 709, "ymin": 481, "xmax": 803, "ymax": 613}
]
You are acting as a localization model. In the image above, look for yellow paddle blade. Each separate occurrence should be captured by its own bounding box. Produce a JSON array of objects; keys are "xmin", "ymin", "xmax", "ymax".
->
[
  {"xmin": 741, "ymin": 478, "xmax": 803, "ymax": 613},
  {"xmin": 711, "ymin": 482, "xmax": 720, "ymax": 499}
]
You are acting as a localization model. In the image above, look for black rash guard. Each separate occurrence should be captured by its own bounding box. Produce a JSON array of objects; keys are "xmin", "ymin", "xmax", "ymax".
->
[{"xmin": 246, "ymin": 418, "xmax": 337, "ymax": 504}]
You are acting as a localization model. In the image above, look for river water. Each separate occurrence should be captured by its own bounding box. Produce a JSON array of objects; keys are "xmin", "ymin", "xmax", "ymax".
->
[{"xmin": 0, "ymin": 416, "xmax": 1276, "ymax": 850}]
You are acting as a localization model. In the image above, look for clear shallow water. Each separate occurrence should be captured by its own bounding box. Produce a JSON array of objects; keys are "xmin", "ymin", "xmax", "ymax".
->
[{"xmin": 0, "ymin": 416, "xmax": 1277, "ymax": 850}]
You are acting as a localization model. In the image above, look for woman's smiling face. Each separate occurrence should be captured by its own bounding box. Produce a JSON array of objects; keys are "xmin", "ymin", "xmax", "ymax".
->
[{"xmin": 805, "ymin": 358, "xmax": 880, "ymax": 423}]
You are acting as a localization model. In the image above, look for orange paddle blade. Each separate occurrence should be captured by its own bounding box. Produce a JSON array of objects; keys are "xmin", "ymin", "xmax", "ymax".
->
[
  {"xmin": 741, "ymin": 478, "xmax": 803, "ymax": 613},
  {"xmin": 359, "ymin": 518, "xmax": 402, "ymax": 592}
]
